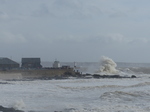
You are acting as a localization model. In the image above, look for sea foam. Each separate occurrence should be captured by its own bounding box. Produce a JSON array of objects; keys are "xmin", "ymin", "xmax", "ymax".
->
[{"xmin": 12, "ymin": 99, "xmax": 25, "ymax": 110}]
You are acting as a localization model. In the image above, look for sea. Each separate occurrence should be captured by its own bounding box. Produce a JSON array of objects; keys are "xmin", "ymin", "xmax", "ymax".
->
[{"xmin": 0, "ymin": 57, "xmax": 150, "ymax": 112}]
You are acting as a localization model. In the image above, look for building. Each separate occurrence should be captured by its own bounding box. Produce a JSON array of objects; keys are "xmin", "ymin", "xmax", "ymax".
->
[
  {"xmin": 0, "ymin": 58, "xmax": 19, "ymax": 69},
  {"xmin": 53, "ymin": 60, "xmax": 60, "ymax": 68},
  {"xmin": 21, "ymin": 58, "xmax": 42, "ymax": 68}
]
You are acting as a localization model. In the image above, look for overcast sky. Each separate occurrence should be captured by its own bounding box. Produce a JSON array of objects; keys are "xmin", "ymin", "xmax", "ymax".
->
[{"xmin": 0, "ymin": 0, "xmax": 150, "ymax": 62}]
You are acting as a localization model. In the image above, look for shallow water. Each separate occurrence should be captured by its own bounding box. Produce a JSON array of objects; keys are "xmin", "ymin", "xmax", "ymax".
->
[{"xmin": 0, "ymin": 76, "xmax": 149, "ymax": 112}]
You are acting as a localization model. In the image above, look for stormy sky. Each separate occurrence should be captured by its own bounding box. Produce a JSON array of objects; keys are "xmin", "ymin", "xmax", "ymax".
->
[{"xmin": 0, "ymin": 0, "xmax": 150, "ymax": 62}]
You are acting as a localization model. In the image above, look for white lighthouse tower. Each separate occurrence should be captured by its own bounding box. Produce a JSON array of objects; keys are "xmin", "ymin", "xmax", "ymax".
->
[{"xmin": 53, "ymin": 60, "xmax": 60, "ymax": 68}]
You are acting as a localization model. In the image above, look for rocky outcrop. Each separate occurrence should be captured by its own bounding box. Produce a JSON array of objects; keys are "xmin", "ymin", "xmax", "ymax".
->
[
  {"xmin": 92, "ymin": 74, "xmax": 136, "ymax": 79},
  {"xmin": 0, "ymin": 106, "xmax": 24, "ymax": 112}
]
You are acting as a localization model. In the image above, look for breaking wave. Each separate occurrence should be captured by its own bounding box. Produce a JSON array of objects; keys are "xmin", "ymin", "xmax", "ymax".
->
[
  {"xmin": 128, "ymin": 67, "xmax": 150, "ymax": 74},
  {"xmin": 97, "ymin": 56, "xmax": 119, "ymax": 74},
  {"xmin": 57, "ymin": 85, "xmax": 124, "ymax": 91},
  {"xmin": 61, "ymin": 105, "xmax": 149, "ymax": 112},
  {"xmin": 100, "ymin": 91, "xmax": 140, "ymax": 102},
  {"xmin": 100, "ymin": 90, "xmax": 150, "ymax": 103},
  {"xmin": 12, "ymin": 99, "xmax": 25, "ymax": 110},
  {"xmin": 130, "ymin": 81, "xmax": 150, "ymax": 87}
]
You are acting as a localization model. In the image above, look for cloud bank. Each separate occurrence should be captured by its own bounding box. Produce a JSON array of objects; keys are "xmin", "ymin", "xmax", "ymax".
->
[{"xmin": 0, "ymin": 0, "xmax": 150, "ymax": 62}]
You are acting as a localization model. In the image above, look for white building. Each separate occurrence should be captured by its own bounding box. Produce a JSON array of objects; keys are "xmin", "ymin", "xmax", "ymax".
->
[{"xmin": 53, "ymin": 60, "xmax": 60, "ymax": 68}]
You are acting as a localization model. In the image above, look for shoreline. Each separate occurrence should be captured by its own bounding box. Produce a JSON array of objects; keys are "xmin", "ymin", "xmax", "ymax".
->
[{"xmin": 0, "ymin": 69, "xmax": 136, "ymax": 81}]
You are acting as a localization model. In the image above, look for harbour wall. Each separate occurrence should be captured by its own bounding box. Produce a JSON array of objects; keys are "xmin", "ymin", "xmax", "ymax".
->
[{"xmin": 0, "ymin": 68, "xmax": 76, "ymax": 80}]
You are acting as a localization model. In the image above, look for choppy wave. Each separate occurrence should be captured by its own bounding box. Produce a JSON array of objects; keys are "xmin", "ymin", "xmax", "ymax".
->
[
  {"xmin": 128, "ymin": 67, "xmax": 150, "ymax": 74},
  {"xmin": 2, "ymin": 57, "xmax": 150, "ymax": 112},
  {"xmin": 130, "ymin": 81, "xmax": 150, "ymax": 87},
  {"xmin": 57, "ymin": 85, "xmax": 124, "ymax": 91},
  {"xmin": 100, "ymin": 91, "xmax": 143, "ymax": 101},
  {"xmin": 12, "ymin": 99, "xmax": 25, "ymax": 110},
  {"xmin": 62, "ymin": 105, "xmax": 150, "ymax": 112}
]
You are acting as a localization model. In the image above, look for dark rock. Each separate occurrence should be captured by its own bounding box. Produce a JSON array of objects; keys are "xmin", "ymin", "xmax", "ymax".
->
[
  {"xmin": 131, "ymin": 75, "xmax": 136, "ymax": 78},
  {"xmin": 108, "ymin": 75, "xmax": 121, "ymax": 78},
  {"xmin": 0, "ymin": 82, "xmax": 10, "ymax": 84},
  {"xmin": 101, "ymin": 75, "xmax": 108, "ymax": 78},
  {"xmin": 85, "ymin": 73, "xmax": 91, "ymax": 76},
  {"xmin": 39, "ymin": 76, "xmax": 52, "ymax": 80},
  {"xmin": 93, "ymin": 74, "xmax": 130, "ymax": 79},
  {"xmin": 0, "ymin": 105, "xmax": 24, "ymax": 112},
  {"xmin": 93, "ymin": 74, "xmax": 101, "ymax": 78}
]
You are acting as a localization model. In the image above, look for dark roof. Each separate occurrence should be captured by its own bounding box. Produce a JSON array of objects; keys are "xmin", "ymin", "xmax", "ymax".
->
[
  {"xmin": 22, "ymin": 58, "xmax": 41, "ymax": 63},
  {"xmin": 0, "ymin": 58, "xmax": 19, "ymax": 65}
]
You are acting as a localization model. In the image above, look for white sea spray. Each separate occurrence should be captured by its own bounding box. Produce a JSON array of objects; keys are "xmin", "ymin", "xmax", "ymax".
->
[
  {"xmin": 98, "ymin": 56, "xmax": 119, "ymax": 74},
  {"xmin": 12, "ymin": 99, "xmax": 25, "ymax": 110}
]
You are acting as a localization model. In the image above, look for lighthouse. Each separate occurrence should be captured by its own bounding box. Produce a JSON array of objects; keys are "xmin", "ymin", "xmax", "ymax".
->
[{"xmin": 53, "ymin": 60, "xmax": 60, "ymax": 68}]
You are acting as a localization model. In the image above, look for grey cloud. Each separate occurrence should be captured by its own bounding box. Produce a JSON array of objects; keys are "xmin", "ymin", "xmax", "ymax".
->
[
  {"xmin": 48, "ymin": 0, "xmax": 102, "ymax": 19},
  {"xmin": 109, "ymin": 11, "xmax": 127, "ymax": 18},
  {"xmin": 32, "ymin": 4, "xmax": 53, "ymax": 17},
  {"xmin": 105, "ymin": 7, "xmax": 129, "ymax": 18},
  {"xmin": 0, "ymin": 0, "xmax": 6, "ymax": 4},
  {"xmin": 1, "ymin": 0, "xmax": 150, "ymax": 62},
  {"xmin": 0, "ymin": 31, "xmax": 27, "ymax": 44},
  {"xmin": 128, "ymin": 38, "xmax": 150, "ymax": 46},
  {"xmin": 30, "ymin": 0, "xmax": 82, "ymax": 18},
  {"xmin": 51, "ymin": 0, "xmax": 84, "ymax": 18},
  {"xmin": 0, "ymin": 11, "xmax": 8, "ymax": 19},
  {"xmin": 0, "ymin": 0, "xmax": 102, "ymax": 19},
  {"xmin": 53, "ymin": 0, "xmax": 82, "ymax": 9},
  {"xmin": 86, "ymin": 33, "xmax": 126, "ymax": 45}
]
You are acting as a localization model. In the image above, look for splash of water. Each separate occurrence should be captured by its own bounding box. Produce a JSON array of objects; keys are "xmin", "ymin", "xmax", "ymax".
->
[
  {"xmin": 99, "ymin": 56, "xmax": 119, "ymax": 74},
  {"xmin": 12, "ymin": 99, "xmax": 25, "ymax": 110}
]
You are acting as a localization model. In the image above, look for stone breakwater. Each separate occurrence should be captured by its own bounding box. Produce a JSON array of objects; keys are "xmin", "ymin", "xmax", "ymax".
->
[
  {"xmin": 0, "ymin": 68, "xmax": 76, "ymax": 80},
  {"xmin": 0, "ymin": 68, "xmax": 136, "ymax": 81}
]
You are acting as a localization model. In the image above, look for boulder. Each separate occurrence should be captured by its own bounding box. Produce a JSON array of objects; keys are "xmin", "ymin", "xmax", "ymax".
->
[
  {"xmin": 0, "ymin": 105, "xmax": 24, "ymax": 112},
  {"xmin": 131, "ymin": 75, "xmax": 136, "ymax": 78}
]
